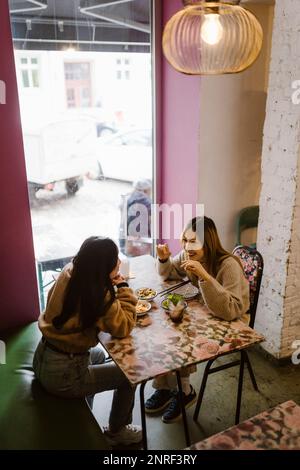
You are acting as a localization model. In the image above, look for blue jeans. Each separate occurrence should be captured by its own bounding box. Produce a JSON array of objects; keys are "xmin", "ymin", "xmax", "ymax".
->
[{"xmin": 33, "ymin": 339, "xmax": 135, "ymax": 432}]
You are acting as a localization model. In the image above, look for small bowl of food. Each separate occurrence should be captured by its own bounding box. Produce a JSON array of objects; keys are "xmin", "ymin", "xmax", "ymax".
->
[
  {"xmin": 161, "ymin": 293, "xmax": 187, "ymax": 311},
  {"xmin": 135, "ymin": 287, "xmax": 157, "ymax": 301},
  {"xmin": 136, "ymin": 300, "xmax": 152, "ymax": 317}
]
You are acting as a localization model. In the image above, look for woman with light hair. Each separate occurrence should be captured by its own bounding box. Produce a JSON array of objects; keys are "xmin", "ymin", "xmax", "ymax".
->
[{"xmin": 145, "ymin": 216, "xmax": 250, "ymax": 424}]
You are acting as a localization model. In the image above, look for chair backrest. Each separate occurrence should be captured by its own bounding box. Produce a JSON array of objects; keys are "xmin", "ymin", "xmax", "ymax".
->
[
  {"xmin": 235, "ymin": 205, "xmax": 259, "ymax": 246},
  {"xmin": 232, "ymin": 245, "xmax": 264, "ymax": 328}
]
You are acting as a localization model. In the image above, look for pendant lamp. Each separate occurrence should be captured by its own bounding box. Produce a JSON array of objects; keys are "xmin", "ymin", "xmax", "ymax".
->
[{"xmin": 162, "ymin": 0, "xmax": 263, "ymax": 75}]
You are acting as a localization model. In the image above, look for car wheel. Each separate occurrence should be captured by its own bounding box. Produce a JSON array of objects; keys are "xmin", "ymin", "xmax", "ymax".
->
[
  {"xmin": 65, "ymin": 178, "xmax": 82, "ymax": 196},
  {"xmin": 99, "ymin": 128, "xmax": 114, "ymax": 137},
  {"xmin": 28, "ymin": 183, "xmax": 40, "ymax": 207}
]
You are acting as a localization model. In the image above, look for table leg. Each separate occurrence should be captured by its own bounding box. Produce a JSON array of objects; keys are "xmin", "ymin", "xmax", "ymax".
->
[
  {"xmin": 37, "ymin": 262, "xmax": 45, "ymax": 312},
  {"xmin": 176, "ymin": 371, "xmax": 191, "ymax": 447},
  {"xmin": 235, "ymin": 350, "xmax": 245, "ymax": 424},
  {"xmin": 139, "ymin": 382, "xmax": 148, "ymax": 450},
  {"xmin": 193, "ymin": 358, "xmax": 214, "ymax": 422}
]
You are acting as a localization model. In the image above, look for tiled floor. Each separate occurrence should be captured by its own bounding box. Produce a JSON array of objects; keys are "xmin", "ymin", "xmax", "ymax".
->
[{"xmin": 92, "ymin": 348, "xmax": 300, "ymax": 450}]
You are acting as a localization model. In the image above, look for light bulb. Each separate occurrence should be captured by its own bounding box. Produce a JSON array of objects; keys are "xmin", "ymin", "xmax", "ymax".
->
[
  {"xmin": 65, "ymin": 45, "xmax": 76, "ymax": 52},
  {"xmin": 201, "ymin": 14, "xmax": 223, "ymax": 46}
]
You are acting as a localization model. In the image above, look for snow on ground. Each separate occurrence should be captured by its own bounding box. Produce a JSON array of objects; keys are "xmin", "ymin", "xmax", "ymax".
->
[{"xmin": 31, "ymin": 177, "xmax": 132, "ymax": 261}]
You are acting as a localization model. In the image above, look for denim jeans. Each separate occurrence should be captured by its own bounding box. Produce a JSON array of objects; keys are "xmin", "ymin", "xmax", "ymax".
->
[{"xmin": 33, "ymin": 339, "xmax": 135, "ymax": 432}]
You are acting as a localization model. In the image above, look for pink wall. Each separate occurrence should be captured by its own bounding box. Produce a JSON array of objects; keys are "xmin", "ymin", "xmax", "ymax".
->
[
  {"xmin": 0, "ymin": 0, "xmax": 200, "ymax": 331},
  {"xmin": 0, "ymin": 0, "xmax": 40, "ymax": 330},
  {"xmin": 161, "ymin": 0, "xmax": 200, "ymax": 253}
]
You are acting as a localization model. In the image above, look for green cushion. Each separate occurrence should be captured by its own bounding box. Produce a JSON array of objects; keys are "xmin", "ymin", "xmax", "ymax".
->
[
  {"xmin": 235, "ymin": 205, "xmax": 259, "ymax": 246},
  {"xmin": 0, "ymin": 322, "xmax": 108, "ymax": 450}
]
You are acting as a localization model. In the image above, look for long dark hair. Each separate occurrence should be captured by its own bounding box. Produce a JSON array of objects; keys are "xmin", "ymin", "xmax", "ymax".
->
[
  {"xmin": 53, "ymin": 237, "xmax": 119, "ymax": 330},
  {"xmin": 183, "ymin": 216, "xmax": 242, "ymax": 277}
]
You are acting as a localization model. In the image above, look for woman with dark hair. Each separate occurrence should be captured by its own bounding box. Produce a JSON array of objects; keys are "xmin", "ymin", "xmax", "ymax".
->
[
  {"xmin": 145, "ymin": 216, "xmax": 250, "ymax": 424},
  {"xmin": 33, "ymin": 237, "xmax": 141, "ymax": 446}
]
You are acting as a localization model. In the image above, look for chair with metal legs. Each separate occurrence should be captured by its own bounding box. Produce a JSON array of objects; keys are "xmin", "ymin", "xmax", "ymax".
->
[
  {"xmin": 193, "ymin": 246, "xmax": 264, "ymax": 425},
  {"xmin": 37, "ymin": 255, "xmax": 74, "ymax": 311}
]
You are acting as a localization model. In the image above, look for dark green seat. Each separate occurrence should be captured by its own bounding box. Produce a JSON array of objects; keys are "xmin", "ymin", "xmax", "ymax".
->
[
  {"xmin": 235, "ymin": 205, "xmax": 259, "ymax": 248},
  {"xmin": 0, "ymin": 322, "xmax": 109, "ymax": 450}
]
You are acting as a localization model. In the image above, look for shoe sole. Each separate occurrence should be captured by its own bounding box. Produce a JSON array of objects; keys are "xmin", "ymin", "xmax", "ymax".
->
[
  {"xmin": 161, "ymin": 395, "xmax": 197, "ymax": 424},
  {"xmin": 145, "ymin": 397, "xmax": 173, "ymax": 414}
]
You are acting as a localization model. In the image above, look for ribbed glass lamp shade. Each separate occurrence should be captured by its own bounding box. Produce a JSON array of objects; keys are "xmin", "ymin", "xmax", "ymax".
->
[
  {"xmin": 162, "ymin": 2, "xmax": 263, "ymax": 75},
  {"xmin": 183, "ymin": 0, "xmax": 240, "ymax": 5}
]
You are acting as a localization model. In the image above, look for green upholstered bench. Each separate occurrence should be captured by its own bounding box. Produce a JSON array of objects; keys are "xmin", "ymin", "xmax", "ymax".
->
[{"xmin": 0, "ymin": 322, "xmax": 108, "ymax": 450}]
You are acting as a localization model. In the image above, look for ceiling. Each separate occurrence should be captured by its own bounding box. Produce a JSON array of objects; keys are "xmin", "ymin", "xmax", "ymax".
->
[
  {"xmin": 8, "ymin": 0, "xmax": 275, "ymax": 53},
  {"xmin": 9, "ymin": 0, "xmax": 151, "ymax": 52}
]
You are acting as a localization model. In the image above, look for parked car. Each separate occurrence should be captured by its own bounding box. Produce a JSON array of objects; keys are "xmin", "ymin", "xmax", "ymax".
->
[
  {"xmin": 96, "ymin": 122, "xmax": 117, "ymax": 138},
  {"xmin": 91, "ymin": 128, "xmax": 152, "ymax": 182},
  {"xmin": 23, "ymin": 117, "xmax": 97, "ymax": 202},
  {"xmin": 67, "ymin": 108, "xmax": 117, "ymax": 137}
]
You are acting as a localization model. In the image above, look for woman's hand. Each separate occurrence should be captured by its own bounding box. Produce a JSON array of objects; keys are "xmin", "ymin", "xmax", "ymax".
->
[
  {"xmin": 156, "ymin": 244, "xmax": 171, "ymax": 261},
  {"xmin": 181, "ymin": 260, "xmax": 211, "ymax": 282},
  {"xmin": 111, "ymin": 274, "xmax": 126, "ymax": 286}
]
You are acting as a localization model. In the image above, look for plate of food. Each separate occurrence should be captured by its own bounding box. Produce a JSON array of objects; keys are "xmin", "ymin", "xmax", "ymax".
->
[
  {"xmin": 136, "ymin": 300, "xmax": 151, "ymax": 316},
  {"xmin": 170, "ymin": 283, "xmax": 199, "ymax": 300},
  {"xmin": 135, "ymin": 287, "xmax": 157, "ymax": 301},
  {"xmin": 161, "ymin": 294, "xmax": 188, "ymax": 311}
]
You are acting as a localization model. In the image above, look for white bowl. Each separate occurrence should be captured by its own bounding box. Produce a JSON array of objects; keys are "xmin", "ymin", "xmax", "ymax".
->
[
  {"xmin": 136, "ymin": 300, "xmax": 152, "ymax": 316},
  {"xmin": 135, "ymin": 287, "xmax": 157, "ymax": 301}
]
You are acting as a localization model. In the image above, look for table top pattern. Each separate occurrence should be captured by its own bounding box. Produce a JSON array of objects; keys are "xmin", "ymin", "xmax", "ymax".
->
[
  {"xmin": 188, "ymin": 401, "xmax": 300, "ymax": 450},
  {"xmin": 99, "ymin": 256, "xmax": 264, "ymax": 385}
]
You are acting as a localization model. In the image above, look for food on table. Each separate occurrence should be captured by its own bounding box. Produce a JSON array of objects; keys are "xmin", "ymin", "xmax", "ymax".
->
[
  {"xmin": 171, "ymin": 284, "xmax": 199, "ymax": 300},
  {"xmin": 136, "ymin": 301, "xmax": 151, "ymax": 315},
  {"xmin": 161, "ymin": 294, "xmax": 186, "ymax": 323},
  {"xmin": 161, "ymin": 293, "xmax": 184, "ymax": 309},
  {"xmin": 161, "ymin": 294, "xmax": 187, "ymax": 324},
  {"xmin": 169, "ymin": 302, "xmax": 185, "ymax": 323},
  {"xmin": 136, "ymin": 287, "xmax": 157, "ymax": 299}
]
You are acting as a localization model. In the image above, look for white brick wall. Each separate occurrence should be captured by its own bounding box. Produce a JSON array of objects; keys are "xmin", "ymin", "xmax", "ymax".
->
[
  {"xmin": 281, "ymin": 153, "xmax": 300, "ymax": 357},
  {"xmin": 256, "ymin": 0, "xmax": 300, "ymax": 358}
]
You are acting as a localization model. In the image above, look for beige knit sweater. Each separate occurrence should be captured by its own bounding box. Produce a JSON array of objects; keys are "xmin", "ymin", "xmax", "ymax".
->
[
  {"xmin": 38, "ymin": 263, "xmax": 137, "ymax": 353},
  {"xmin": 157, "ymin": 251, "xmax": 250, "ymax": 323}
]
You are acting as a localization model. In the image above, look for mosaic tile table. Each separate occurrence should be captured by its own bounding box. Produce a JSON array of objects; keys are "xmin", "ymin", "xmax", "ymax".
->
[{"xmin": 99, "ymin": 256, "xmax": 264, "ymax": 450}]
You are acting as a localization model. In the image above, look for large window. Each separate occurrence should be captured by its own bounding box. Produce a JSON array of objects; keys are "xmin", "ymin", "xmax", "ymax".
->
[{"xmin": 9, "ymin": 0, "xmax": 154, "ymax": 309}]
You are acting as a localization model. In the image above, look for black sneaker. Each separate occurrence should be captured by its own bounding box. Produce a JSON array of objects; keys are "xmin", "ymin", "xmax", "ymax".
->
[
  {"xmin": 162, "ymin": 386, "xmax": 197, "ymax": 423},
  {"xmin": 145, "ymin": 389, "xmax": 174, "ymax": 414}
]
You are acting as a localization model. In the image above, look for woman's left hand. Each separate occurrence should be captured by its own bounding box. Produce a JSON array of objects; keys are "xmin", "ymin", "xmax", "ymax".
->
[{"xmin": 181, "ymin": 260, "xmax": 211, "ymax": 282}]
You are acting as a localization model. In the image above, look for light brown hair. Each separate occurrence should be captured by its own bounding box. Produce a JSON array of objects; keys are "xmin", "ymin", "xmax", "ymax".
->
[{"xmin": 183, "ymin": 216, "xmax": 243, "ymax": 277}]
